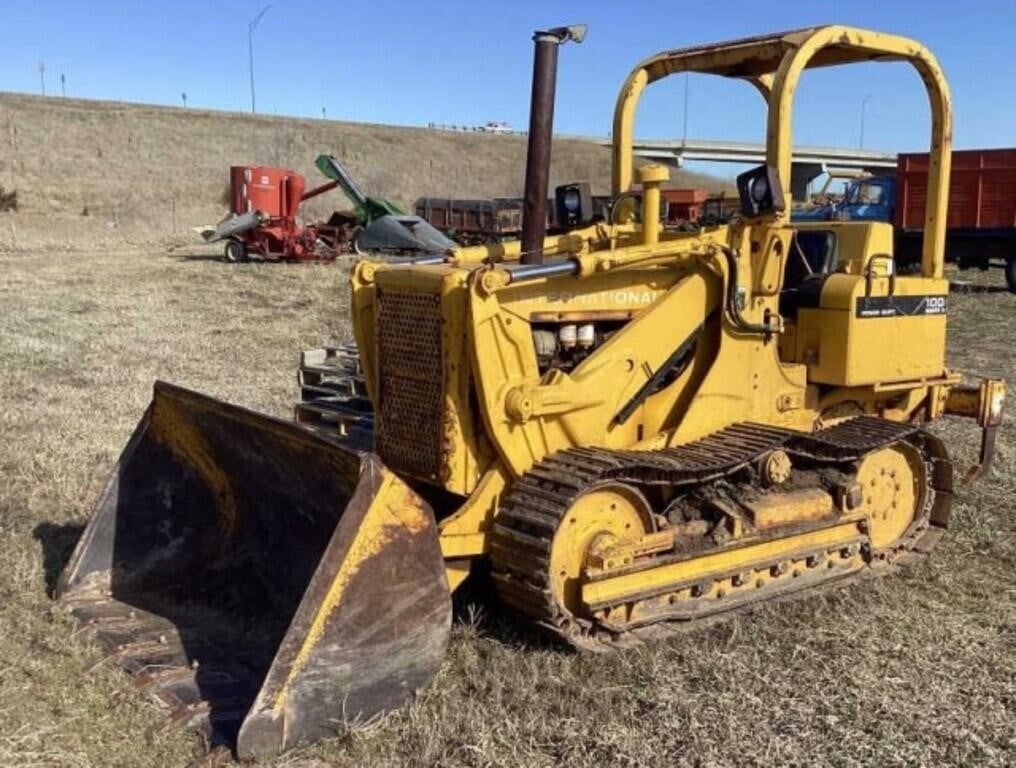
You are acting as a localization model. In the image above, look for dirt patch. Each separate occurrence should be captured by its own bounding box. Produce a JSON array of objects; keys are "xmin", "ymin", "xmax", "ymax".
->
[
  {"xmin": 0, "ymin": 185, "xmax": 16, "ymax": 212},
  {"xmin": 0, "ymin": 252, "xmax": 1012, "ymax": 767}
]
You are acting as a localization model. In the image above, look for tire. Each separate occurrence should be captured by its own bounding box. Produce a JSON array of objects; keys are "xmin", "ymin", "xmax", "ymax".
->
[
  {"xmin": 1005, "ymin": 255, "xmax": 1016, "ymax": 294},
  {"xmin": 352, "ymin": 231, "xmax": 366, "ymax": 256},
  {"xmin": 224, "ymin": 239, "xmax": 247, "ymax": 263}
]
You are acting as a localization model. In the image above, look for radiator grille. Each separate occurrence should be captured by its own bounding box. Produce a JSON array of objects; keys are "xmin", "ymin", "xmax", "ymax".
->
[{"xmin": 376, "ymin": 288, "xmax": 445, "ymax": 482}]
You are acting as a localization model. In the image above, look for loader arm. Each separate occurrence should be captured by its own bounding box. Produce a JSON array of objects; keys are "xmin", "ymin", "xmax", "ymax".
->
[
  {"xmin": 467, "ymin": 261, "xmax": 722, "ymax": 477},
  {"xmin": 464, "ymin": 235, "xmax": 811, "ymax": 478}
]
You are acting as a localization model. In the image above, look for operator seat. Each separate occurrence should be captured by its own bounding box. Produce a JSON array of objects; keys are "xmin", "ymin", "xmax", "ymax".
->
[{"xmin": 780, "ymin": 230, "xmax": 838, "ymax": 319}]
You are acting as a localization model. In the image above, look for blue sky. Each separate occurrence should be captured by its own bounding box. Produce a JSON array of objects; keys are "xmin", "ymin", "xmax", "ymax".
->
[{"xmin": 2, "ymin": 1, "xmax": 1013, "ymax": 157}]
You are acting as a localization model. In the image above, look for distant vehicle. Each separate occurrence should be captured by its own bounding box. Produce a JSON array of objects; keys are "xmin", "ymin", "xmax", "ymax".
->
[
  {"xmin": 793, "ymin": 149, "xmax": 1016, "ymax": 292},
  {"xmin": 479, "ymin": 120, "xmax": 513, "ymax": 134},
  {"xmin": 793, "ymin": 169, "xmax": 872, "ymax": 216},
  {"xmin": 793, "ymin": 175, "xmax": 895, "ymax": 224}
]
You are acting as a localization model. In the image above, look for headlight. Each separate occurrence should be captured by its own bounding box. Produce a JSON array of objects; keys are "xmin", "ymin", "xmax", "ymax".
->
[
  {"xmin": 735, "ymin": 164, "xmax": 785, "ymax": 217},
  {"xmin": 554, "ymin": 182, "xmax": 592, "ymax": 226}
]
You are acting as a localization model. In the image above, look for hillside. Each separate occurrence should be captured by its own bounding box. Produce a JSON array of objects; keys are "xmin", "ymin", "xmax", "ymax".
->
[{"xmin": 0, "ymin": 92, "xmax": 721, "ymax": 252}]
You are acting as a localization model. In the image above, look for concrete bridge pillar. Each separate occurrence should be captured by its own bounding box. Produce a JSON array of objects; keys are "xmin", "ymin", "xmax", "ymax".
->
[{"xmin": 790, "ymin": 162, "xmax": 825, "ymax": 202}]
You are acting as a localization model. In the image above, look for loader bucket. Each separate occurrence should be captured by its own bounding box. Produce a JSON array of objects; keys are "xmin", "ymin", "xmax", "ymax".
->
[{"xmin": 57, "ymin": 382, "xmax": 451, "ymax": 758}]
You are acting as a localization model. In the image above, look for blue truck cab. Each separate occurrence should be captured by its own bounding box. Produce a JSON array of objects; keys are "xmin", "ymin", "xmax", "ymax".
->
[{"xmin": 793, "ymin": 175, "xmax": 896, "ymax": 223}]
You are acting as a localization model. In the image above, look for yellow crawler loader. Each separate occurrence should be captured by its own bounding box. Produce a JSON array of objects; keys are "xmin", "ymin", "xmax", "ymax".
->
[{"xmin": 58, "ymin": 25, "xmax": 1005, "ymax": 759}]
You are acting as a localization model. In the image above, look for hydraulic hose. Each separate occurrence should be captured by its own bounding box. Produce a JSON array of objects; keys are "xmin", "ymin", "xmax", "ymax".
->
[{"xmin": 715, "ymin": 245, "xmax": 778, "ymax": 336}]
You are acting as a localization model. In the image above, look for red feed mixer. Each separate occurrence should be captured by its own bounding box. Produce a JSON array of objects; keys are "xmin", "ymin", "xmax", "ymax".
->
[
  {"xmin": 201, "ymin": 154, "xmax": 456, "ymax": 261},
  {"xmin": 208, "ymin": 166, "xmax": 346, "ymax": 262}
]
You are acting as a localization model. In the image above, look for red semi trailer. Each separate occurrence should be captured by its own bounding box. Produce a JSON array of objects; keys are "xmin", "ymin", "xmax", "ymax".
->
[{"xmin": 895, "ymin": 148, "xmax": 1016, "ymax": 291}]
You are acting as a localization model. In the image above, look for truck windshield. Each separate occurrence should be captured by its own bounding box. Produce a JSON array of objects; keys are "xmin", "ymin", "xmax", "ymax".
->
[{"xmin": 847, "ymin": 182, "xmax": 886, "ymax": 206}]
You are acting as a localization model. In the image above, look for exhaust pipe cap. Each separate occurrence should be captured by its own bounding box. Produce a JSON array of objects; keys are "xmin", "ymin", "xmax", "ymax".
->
[{"xmin": 536, "ymin": 24, "xmax": 587, "ymax": 44}]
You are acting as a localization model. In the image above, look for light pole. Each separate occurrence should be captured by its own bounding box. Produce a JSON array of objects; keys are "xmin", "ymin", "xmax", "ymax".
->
[
  {"xmin": 859, "ymin": 94, "xmax": 873, "ymax": 148},
  {"xmin": 38, "ymin": 61, "xmax": 46, "ymax": 96},
  {"xmin": 248, "ymin": 4, "xmax": 272, "ymax": 114}
]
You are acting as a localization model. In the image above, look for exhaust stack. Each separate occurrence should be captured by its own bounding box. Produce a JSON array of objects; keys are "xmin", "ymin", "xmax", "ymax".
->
[{"xmin": 520, "ymin": 24, "xmax": 586, "ymax": 265}]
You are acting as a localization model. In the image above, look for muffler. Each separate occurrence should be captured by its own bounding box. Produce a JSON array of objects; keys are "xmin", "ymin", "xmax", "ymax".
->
[{"xmin": 520, "ymin": 24, "xmax": 586, "ymax": 265}]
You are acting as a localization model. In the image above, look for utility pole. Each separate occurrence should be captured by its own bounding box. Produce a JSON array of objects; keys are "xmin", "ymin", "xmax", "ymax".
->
[
  {"xmin": 38, "ymin": 62, "xmax": 46, "ymax": 96},
  {"xmin": 182, "ymin": 92, "xmax": 188, "ymax": 108},
  {"xmin": 248, "ymin": 4, "xmax": 273, "ymax": 113},
  {"xmin": 60, "ymin": 73, "xmax": 66, "ymax": 98},
  {"xmin": 859, "ymin": 94, "xmax": 873, "ymax": 149}
]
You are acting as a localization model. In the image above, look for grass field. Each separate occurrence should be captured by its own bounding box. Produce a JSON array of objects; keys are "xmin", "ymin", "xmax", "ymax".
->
[
  {"xmin": 0, "ymin": 248, "xmax": 1013, "ymax": 767},
  {"xmin": 0, "ymin": 91, "xmax": 724, "ymax": 254}
]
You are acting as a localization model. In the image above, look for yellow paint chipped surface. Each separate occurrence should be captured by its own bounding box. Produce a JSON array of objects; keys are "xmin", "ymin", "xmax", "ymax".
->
[{"xmin": 272, "ymin": 468, "xmax": 428, "ymax": 714}]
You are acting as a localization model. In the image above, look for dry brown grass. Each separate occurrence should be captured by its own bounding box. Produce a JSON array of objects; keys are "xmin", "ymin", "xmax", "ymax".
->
[
  {"xmin": 0, "ymin": 249, "xmax": 1013, "ymax": 767},
  {"xmin": 0, "ymin": 92, "xmax": 722, "ymax": 254}
]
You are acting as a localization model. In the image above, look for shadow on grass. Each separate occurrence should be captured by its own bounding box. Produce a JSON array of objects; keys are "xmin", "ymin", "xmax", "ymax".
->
[
  {"xmin": 32, "ymin": 521, "xmax": 85, "ymax": 597},
  {"xmin": 168, "ymin": 253, "xmax": 334, "ymax": 266},
  {"xmin": 450, "ymin": 565, "xmax": 568, "ymax": 654},
  {"xmin": 168, "ymin": 252, "xmax": 229, "ymax": 263},
  {"xmin": 33, "ymin": 516, "xmax": 563, "ymax": 655}
]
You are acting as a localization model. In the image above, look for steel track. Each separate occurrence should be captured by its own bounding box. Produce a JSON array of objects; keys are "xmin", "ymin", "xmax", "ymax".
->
[{"xmin": 490, "ymin": 417, "xmax": 953, "ymax": 649}]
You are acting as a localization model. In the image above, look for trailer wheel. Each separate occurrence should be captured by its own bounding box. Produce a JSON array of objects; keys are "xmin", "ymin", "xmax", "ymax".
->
[
  {"xmin": 224, "ymin": 240, "xmax": 248, "ymax": 263},
  {"xmin": 1005, "ymin": 255, "xmax": 1016, "ymax": 294}
]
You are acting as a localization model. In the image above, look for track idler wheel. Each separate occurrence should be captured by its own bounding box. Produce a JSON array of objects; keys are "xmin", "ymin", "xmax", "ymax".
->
[
  {"xmin": 548, "ymin": 483, "xmax": 653, "ymax": 622},
  {"xmin": 853, "ymin": 442, "xmax": 926, "ymax": 551}
]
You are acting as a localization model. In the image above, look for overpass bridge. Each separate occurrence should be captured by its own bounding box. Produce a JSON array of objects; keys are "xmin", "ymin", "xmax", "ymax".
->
[{"xmin": 562, "ymin": 135, "xmax": 898, "ymax": 198}]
